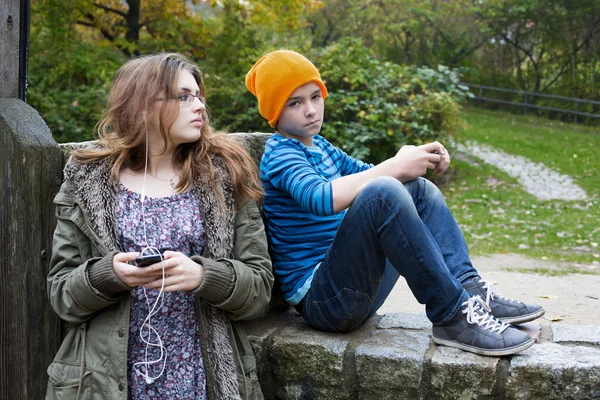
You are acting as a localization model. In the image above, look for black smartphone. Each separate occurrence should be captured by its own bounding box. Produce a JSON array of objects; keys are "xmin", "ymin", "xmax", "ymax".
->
[{"xmin": 135, "ymin": 254, "xmax": 164, "ymax": 268}]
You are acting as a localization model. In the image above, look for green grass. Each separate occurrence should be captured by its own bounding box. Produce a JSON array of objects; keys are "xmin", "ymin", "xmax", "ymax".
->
[{"xmin": 441, "ymin": 107, "xmax": 600, "ymax": 266}]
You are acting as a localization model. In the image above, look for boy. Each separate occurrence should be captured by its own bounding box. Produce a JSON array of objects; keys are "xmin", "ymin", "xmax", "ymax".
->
[{"xmin": 245, "ymin": 50, "xmax": 544, "ymax": 356}]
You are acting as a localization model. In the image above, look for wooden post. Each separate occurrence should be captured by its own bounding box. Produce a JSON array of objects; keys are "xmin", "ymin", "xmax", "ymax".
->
[
  {"xmin": 1, "ymin": 0, "xmax": 62, "ymax": 398},
  {"xmin": 0, "ymin": 101, "xmax": 63, "ymax": 400},
  {"xmin": 1, "ymin": 0, "xmax": 28, "ymax": 99}
]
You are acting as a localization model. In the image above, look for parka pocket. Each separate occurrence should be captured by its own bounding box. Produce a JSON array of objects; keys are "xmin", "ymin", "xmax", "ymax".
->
[
  {"xmin": 47, "ymin": 362, "xmax": 92, "ymax": 400},
  {"xmin": 237, "ymin": 354, "xmax": 262, "ymax": 400},
  {"xmin": 231, "ymin": 321, "xmax": 264, "ymax": 399}
]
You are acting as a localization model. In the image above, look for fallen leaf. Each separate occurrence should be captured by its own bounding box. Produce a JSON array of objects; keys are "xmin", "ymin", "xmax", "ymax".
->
[
  {"xmin": 543, "ymin": 315, "xmax": 563, "ymax": 322},
  {"xmin": 540, "ymin": 295, "xmax": 559, "ymax": 300}
]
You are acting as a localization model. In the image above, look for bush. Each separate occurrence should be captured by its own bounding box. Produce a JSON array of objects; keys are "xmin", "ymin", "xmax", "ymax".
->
[
  {"xmin": 212, "ymin": 38, "xmax": 472, "ymax": 164},
  {"xmin": 314, "ymin": 38, "xmax": 472, "ymax": 163},
  {"xmin": 28, "ymin": 41, "xmax": 125, "ymax": 143}
]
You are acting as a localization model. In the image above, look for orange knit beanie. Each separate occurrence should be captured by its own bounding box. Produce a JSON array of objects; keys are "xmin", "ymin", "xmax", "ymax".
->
[{"xmin": 245, "ymin": 50, "xmax": 328, "ymax": 128}]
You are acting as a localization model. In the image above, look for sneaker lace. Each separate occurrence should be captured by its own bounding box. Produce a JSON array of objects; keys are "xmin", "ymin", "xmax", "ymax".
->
[
  {"xmin": 463, "ymin": 296, "xmax": 510, "ymax": 334},
  {"xmin": 480, "ymin": 279, "xmax": 518, "ymax": 305}
]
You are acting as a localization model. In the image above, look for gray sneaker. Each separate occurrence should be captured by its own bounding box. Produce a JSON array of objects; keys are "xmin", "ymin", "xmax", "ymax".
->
[
  {"xmin": 462, "ymin": 277, "xmax": 545, "ymax": 324},
  {"xmin": 432, "ymin": 296, "xmax": 534, "ymax": 357}
]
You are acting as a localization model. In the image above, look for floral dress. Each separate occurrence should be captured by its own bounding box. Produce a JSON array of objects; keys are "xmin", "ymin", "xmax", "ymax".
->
[{"xmin": 117, "ymin": 184, "xmax": 207, "ymax": 399}]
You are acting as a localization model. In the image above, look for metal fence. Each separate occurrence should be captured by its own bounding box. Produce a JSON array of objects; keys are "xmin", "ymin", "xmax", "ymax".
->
[{"xmin": 463, "ymin": 83, "xmax": 600, "ymax": 123}]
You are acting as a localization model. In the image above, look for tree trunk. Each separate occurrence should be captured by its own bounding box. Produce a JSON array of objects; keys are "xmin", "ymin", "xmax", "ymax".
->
[{"xmin": 126, "ymin": 0, "xmax": 141, "ymax": 43}]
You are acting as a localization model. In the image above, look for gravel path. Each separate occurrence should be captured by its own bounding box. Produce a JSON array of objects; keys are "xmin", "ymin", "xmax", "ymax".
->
[{"xmin": 455, "ymin": 140, "xmax": 587, "ymax": 201}]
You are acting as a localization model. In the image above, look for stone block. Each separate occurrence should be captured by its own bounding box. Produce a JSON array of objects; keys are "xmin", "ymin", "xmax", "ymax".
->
[
  {"xmin": 268, "ymin": 325, "xmax": 351, "ymax": 400},
  {"xmin": 552, "ymin": 324, "xmax": 600, "ymax": 346},
  {"xmin": 377, "ymin": 312, "xmax": 432, "ymax": 331},
  {"xmin": 355, "ymin": 329, "xmax": 430, "ymax": 400},
  {"xmin": 229, "ymin": 132, "xmax": 272, "ymax": 166},
  {"xmin": 426, "ymin": 346, "xmax": 499, "ymax": 400},
  {"xmin": 506, "ymin": 343, "xmax": 600, "ymax": 400}
]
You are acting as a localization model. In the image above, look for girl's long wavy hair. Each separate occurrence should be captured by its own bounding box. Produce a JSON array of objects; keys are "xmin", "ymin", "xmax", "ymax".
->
[{"xmin": 72, "ymin": 53, "xmax": 263, "ymax": 206}]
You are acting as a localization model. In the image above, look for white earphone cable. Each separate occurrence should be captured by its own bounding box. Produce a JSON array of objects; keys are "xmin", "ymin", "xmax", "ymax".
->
[{"xmin": 132, "ymin": 126, "xmax": 168, "ymax": 385}]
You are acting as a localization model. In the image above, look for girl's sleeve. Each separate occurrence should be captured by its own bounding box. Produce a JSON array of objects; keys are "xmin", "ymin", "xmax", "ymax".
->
[
  {"xmin": 262, "ymin": 140, "xmax": 336, "ymax": 216},
  {"xmin": 191, "ymin": 200, "xmax": 274, "ymax": 320}
]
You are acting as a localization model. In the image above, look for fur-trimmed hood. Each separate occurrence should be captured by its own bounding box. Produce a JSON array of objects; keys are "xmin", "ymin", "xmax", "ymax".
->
[{"xmin": 62, "ymin": 155, "xmax": 237, "ymax": 259}]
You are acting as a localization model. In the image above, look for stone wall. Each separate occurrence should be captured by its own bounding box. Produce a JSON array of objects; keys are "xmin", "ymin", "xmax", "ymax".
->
[{"xmin": 245, "ymin": 309, "xmax": 600, "ymax": 400}]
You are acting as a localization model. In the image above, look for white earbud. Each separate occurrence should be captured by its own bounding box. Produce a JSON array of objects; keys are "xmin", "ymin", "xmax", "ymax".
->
[{"xmin": 146, "ymin": 377, "xmax": 154, "ymax": 385}]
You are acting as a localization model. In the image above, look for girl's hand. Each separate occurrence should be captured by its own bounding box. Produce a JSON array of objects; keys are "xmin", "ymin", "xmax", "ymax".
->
[
  {"xmin": 112, "ymin": 252, "xmax": 159, "ymax": 287},
  {"xmin": 143, "ymin": 251, "xmax": 204, "ymax": 292}
]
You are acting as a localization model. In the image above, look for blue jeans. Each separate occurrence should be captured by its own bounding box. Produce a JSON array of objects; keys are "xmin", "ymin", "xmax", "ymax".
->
[{"xmin": 296, "ymin": 177, "xmax": 477, "ymax": 332}]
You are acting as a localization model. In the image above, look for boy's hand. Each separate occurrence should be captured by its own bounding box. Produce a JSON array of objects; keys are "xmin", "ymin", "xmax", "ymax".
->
[
  {"xmin": 425, "ymin": 141, "xmax": 450, "ymax": 174},
  {"xmin": 391, "ymin": 143, "xmax": 443, "ymax": 181}
]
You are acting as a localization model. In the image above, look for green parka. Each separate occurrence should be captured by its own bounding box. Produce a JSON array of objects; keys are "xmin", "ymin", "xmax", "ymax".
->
[{"xmin": 46, "ymin": 154, "xmax": 273, "ymax": 400}]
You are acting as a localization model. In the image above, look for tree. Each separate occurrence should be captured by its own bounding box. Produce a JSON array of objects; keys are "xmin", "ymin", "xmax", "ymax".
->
[
  {"xmin": 471, "ymin": 0, "xmax": 599, "ymax": 97},
  {"xmin": 28, "ymin": 0, "xmax": 322, "ymax": 142}
]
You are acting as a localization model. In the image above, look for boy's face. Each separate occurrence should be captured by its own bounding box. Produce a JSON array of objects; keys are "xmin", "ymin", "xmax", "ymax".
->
[{"xmin": 276, "ymin": 81, "xmax": 324, "ymax": 146}]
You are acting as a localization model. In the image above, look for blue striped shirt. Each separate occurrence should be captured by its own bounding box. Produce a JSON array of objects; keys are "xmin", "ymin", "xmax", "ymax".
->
[{"xmin": 260, "ymin": 134, "xmax": 373, "ymax": 304}]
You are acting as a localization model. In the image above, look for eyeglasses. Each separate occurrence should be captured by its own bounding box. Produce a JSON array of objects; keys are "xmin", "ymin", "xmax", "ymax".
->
[
  {"xmin": 175, "ymin": 93, "xmax": 205, "ymax": 108},
  {"xmin": 156, "ymin": 93, "xmax": 206, "ymax": 107}
]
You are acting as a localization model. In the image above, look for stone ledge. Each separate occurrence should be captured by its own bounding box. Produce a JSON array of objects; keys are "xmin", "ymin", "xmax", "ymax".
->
[
  {"xmin": 552, "ymin": 324, "xmax": 600, "ymax": 346},
  {"xmin": 246, "ymin": 310, "xmax": 600, "ymax": 400}
]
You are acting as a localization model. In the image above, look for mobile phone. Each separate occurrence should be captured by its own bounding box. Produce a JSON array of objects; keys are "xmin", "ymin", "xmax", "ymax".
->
[{"xmin": 135, "ymin": 254, "xmax": 164, "ymax": 268}]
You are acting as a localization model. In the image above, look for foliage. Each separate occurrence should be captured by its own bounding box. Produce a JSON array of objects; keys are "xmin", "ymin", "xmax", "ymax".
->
[
  {"xmin": 314, "ymin": 38, "xmax": 471, "ymax": 163},
  {"xmin": 204, "ymin": 38, "xmax": 471, "ymax": 164},
  {"xmin": 28, "ymin": 43, "xmax": 124, "ymax": 143},
  {"xmin": 28, "ymin": 0, "xmax": 319, "ymax": 142},
  {"xmin": 28, "ymin": 1, "xmax": 126, "ymax": 142},
  {"xmin": 29, "ymin": 0, "xmax": 598, "ymax": 146},
  {"xmin": 305, "ymin": 0, "xmax": 600, "ymax": 117},
  {"xmin": 306, "ymin": 0, "xmax": 492, "ymax": 69}
]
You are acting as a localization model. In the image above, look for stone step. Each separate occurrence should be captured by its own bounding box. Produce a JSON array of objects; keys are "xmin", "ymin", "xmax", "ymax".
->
[{"xmin": 245, "ymin": 310, "xmax": 600, "ymax": 400}]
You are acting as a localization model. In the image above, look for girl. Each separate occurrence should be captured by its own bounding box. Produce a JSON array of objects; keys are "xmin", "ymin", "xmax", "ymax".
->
[{"xmin": 46, "ymin": 53, "xmax": 273, "ymax": 399}]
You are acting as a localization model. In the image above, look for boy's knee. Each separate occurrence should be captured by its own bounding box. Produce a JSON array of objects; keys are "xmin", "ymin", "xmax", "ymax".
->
[
  {"xmin": 360, "ymin": 176, "xmax": 411, "ymax": 204},
  {"xmin": 421, "ymin": 177, "xmax": 445, "ymax": 202},
  {"xmin": 362, "ymin": 176, "xmax": 403, "ymax": 196},
  {"xmin": 406, "ymin": 177, "xmax": 445, "ymax": 202}
]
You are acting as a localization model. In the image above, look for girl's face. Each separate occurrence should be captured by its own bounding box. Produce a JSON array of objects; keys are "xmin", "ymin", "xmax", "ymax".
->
[{"xmin": 149, "ymin": 69, "xmax": 205, "ymax": 152}]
